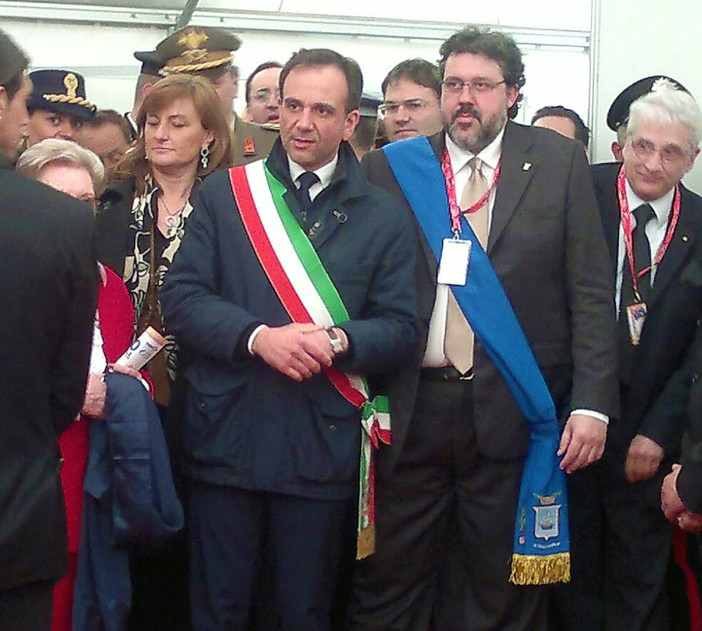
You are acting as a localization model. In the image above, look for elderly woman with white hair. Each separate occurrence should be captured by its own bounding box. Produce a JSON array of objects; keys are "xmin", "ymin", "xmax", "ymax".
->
[{"xmin": 17, "ymin": 138, "xmax": 147, "ymax": 631}]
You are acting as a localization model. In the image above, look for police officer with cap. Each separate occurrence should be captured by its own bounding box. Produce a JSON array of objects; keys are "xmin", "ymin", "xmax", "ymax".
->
[
  {"xmin": 607, "ymin": 75, "xmax": 687, "ymax": 161},
  {"xmin": 26, "ymin": 69, "xmax": 95, "ymax": 149},
  {"xmin": 156, "ymin": 25, "xmax": 277, "ymax": 165}
]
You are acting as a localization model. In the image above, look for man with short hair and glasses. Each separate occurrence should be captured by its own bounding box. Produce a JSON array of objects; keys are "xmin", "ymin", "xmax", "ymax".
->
[
  {"xmin": 244, "ymin": 61, "xmax": 282, "ymax": 126},
  {"xmin": 379, "ymin": 58, "xmax": 443, "ymax": 142},
  {"xmin": 551, "ymin": 77, "xmax": 702, "ymax": 631},
  {"xmin": 350, "ymin": 25, "xmax": 617, "ymax": 631}
]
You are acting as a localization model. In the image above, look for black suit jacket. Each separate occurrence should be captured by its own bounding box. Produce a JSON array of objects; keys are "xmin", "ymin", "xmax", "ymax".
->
[
  {"xmin": 363, "ymin": 123, "xmax": 619, "ymax": 471},
  {"xmin": 678, "ymin": 324, "xmax": 702, "ymax": 512},
  {"xmin": 593, "ymin": 162, "xmax": 702, "ymax": 457},
  {"xmin": 0, "ymin": 161, "xmax": 97, "ymax": 590}
]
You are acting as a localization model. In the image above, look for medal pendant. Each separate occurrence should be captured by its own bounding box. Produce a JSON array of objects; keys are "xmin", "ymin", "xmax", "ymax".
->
[
  {"xmin": 165, "ymin": 215, "xmax": 178, "ymax": 237},
  {"xmin": 626, "ymin": 302, "xmax": 647, "ymax": 346}
]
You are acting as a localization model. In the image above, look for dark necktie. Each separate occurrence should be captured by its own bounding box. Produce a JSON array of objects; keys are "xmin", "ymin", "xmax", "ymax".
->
[
  {"xmin": 618, "ymin": 203, "xmax": 656, "ymax": 382},
  {"xmin": 629, "ymin": 203, "xmax": 656, "ymax": 303},
  {"xmin": 296, "ymin": 171, "xmax": 319, "ymax": 220}
]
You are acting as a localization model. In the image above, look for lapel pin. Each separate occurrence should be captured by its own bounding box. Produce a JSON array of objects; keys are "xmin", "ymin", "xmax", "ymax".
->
[
  {"xmin": 332, "ymin": 209, "xmax": 348, "ymax": 224},
  {"xmin": 682, "ymin": 235, "xmax": 689, "ymax": 242},
  {"xmin": 522, "ymin": 162, "xmax": 532, "ymax": 171}
]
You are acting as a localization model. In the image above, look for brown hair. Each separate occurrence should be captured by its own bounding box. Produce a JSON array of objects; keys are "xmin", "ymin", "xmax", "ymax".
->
[
  {"xmin": 116, "ymin": 74, "xmax": 233, "ymax": 194},
  {"xmin": 0, "ymin": 28, "xmax": 29, "ymax": 99}
]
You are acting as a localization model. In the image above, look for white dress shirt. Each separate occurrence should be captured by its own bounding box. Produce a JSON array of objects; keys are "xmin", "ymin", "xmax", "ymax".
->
[
  {"xmin": 287, "ymin": 155, "xmax": 338, "ymax": 202},
  {"xmin": 423, "ymin": 129, "xmax": 504, "ymax": 367}
]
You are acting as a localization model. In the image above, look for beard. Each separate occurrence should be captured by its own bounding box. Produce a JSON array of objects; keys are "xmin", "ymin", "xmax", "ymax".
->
[{"xmin": 445, "ymin": 103, "xmax": 507, "ymax": 154}]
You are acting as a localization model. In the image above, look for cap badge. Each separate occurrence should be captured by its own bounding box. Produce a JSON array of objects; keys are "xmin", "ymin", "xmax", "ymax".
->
[
  {"xmin": 179, "ymin": 29, "xmax": 209, "ymax": 50},
  {"xmin": 63, "ymin": 73, "xmax": 78, "ymax": 98},
  {"xmin": 651, "ymin": 77, "xmax": 678, "ymax": 93}
]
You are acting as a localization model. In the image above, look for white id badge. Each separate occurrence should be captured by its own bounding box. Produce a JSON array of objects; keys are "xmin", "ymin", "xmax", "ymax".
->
[{"xmin": 437, "ymin": 238, "xmax": 471, "ymax": 286}]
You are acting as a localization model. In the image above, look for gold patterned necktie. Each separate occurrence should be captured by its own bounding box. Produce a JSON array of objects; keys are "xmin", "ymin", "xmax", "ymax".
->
[
  {"xmin": 461, "ymin": 157, "xmax": 489, "ymax": 248},
  {"xmin": 444, "ymin": 157, "xmax": 489, "ymax": 374}
]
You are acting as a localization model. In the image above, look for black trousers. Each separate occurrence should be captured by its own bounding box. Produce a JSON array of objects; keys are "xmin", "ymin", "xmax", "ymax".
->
[
  {"xmin": 189, "ymin": 481, "xmax": 347, "ymax": 631},
  {"xmin": 0, "ymin": 580, "xmax": 53, "ymax": 631},
  {"xmin": 550, "ymin": 448, "xmax": 671, "ymax": 631},
  {"xmin": 349, "ymin": 377, "xmax": 546, "ymax": 631}
]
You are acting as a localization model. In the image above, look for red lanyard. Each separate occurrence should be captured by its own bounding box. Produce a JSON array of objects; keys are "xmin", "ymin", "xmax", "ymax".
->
[
  {"xmin": 616, "ymin": 167, "xmax": 680, "ymax": 299},
  {"xmin": 441, "ymin": 146, "xmax": 501, "ymax": 234}
]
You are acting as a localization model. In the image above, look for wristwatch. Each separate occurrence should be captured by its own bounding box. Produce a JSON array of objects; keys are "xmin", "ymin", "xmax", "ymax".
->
[{"xmin": 327, "ymin": 327, "xmax": 347, "ymax": 354}]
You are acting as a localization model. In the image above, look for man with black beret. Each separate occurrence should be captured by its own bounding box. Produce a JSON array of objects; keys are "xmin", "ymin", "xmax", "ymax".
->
[
  {"xmin": 26, "ymin": 69, "xmax": 95, "ymax": 148},
  {"xmin": 607, "ymin": 75, "xmax": 688, "ymax": 161},
  {"xmin": 552, "ymin": 76, "xmax": 702, "ymax": 631}
]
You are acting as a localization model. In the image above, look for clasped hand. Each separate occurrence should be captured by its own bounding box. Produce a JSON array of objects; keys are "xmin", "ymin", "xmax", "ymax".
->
[{"xmin": 252, "ymin": 323, "xmax": 335, "ymax": 381}]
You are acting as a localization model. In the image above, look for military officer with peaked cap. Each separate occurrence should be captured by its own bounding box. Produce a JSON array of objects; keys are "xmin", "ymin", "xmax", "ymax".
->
[
  {"xmin": 156, "ymin": 25, "xmax": 277, "ymax": 165},
  {"xmin": 26, "ymin": 69, "xmax": 95, "ymax": 149}
]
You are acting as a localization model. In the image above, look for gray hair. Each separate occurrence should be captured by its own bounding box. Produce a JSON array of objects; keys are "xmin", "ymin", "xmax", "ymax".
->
[
  {"xmin": 627, "ymin": 79, "xmax": 702, "ymax": 152},
  {"xmin": 16, "ymin": 138, "xmax": 105, "ymax": 197}
]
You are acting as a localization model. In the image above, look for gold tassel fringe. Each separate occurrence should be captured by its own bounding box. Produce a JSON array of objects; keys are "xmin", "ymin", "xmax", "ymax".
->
[
  {"xmin": 356, "ymin": 524, "xmax": 376, "ymax": 560},
  {"xmin": 509, "ymin": 552, "xmax": 571, "ymax": 585}
]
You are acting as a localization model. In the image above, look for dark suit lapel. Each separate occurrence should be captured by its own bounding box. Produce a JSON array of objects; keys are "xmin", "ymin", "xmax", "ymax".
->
[
  {"xmin": 649, "ymin": 188, "xmax": 697, "ymax": 306},
  {"xmin": 488, "ymin": 122, "xmax": 535, "ymax": 252},
  {"xmin": 593, "ymin": 164, "xmax": 623, "ymax": 272}
]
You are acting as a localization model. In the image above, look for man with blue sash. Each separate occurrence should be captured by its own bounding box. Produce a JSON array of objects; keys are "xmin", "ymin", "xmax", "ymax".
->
[
  {"xmin": 160, "ymin": 49, "xmax": 417, "ymax": 631},
  {"xmin": 349, "ymin": 26, "xmax": 618, "ymax": 631}
]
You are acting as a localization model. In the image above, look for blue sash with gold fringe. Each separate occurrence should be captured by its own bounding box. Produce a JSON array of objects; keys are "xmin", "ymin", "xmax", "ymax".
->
[{"xmin": 384, "ymin": 136, "xmax": 570, "ymax": 584}]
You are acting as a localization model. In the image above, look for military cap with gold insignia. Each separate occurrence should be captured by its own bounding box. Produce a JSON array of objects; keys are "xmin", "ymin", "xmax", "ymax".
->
[
  {"xmin": 27, "ymin": 69, "xmax": 96, "ymax": 119},
  {"xmin": 607, "ymin": 75, "xmax": 688, "ymax": 131},
  {"xmin": 156, "ymin": 26, "xmax": 241, "ymax": 76}
]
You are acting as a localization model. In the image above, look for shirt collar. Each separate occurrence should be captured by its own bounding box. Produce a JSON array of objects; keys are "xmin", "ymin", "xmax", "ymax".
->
[
  {"xmin": 445, "ymin": 125, "xmax": 505, "ymax": 173},
  {"xmin": 287, "ymin": 154, "xmax": 338, "ymax": 190},
  {"xmin": 624, "ymin": 178, "xmax": 675, "ymax": 227}
]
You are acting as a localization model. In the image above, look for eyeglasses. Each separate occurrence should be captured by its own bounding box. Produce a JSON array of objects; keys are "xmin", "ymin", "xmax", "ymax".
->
[
  {"xmin": 252, "ymin": 87, "xmax": 279, "ymax": 103},
  {"xmin": 378, "ymin": 98, "xmax": 431, "ymax": 119},
  {"xmin": 629, "ymin": 137, "xmax": 690, "ymax": 166},
  {"xmin": 441, "ymin": 78, "xmax": 506, "ymax": 95}
]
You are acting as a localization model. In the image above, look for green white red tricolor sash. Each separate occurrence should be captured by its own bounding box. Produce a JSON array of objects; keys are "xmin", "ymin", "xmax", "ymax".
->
[{"xmin": 229, "ymin": 160, "xmax": 390, "ymax": 558}]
